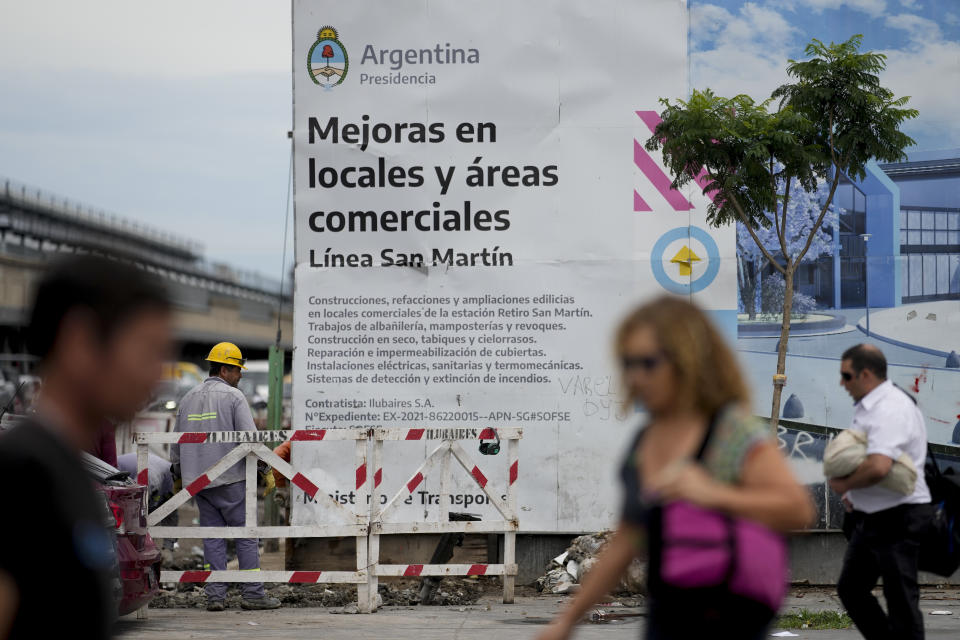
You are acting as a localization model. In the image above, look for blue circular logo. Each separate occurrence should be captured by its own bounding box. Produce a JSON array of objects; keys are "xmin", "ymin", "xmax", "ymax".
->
[{"xmin": 650, "ymin": 226, "xmax": 720, "ymax": 294}]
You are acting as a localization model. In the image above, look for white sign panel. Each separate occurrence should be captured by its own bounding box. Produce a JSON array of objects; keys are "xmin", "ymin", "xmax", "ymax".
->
[{"xmin": 291, "ymin": 0, "xmax": 735, "ymax": 532}]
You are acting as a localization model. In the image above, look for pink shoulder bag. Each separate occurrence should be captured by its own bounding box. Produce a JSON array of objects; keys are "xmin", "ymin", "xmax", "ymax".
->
[{"xmin": 650, "ymin": 416, "xmax": 789, "ymax": 613}]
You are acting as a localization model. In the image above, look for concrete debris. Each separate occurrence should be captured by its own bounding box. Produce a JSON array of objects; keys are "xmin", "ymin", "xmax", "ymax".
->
[
  {"xmin": 566, "ymin": 532, "xmax": 607, "ymax": 562},
  {"xmin": 619, "ymin": 555, "xmax": 647, "ymax": 594},
  {"xmin": 150, "ymin": 578, "xmax": 486, "ymax": 609},
  {"xmin": 536, "ymin": 532, "xmax": 647, "ymax": 596},
  {"xmin": 163, "ymin": 545, "xmax": 206, "ymax": 572},
  {"xmin": 333, "ymin": 604, "xmax": 359, "ymax": 615},
  {"xmin": 378, "ymin": 578, "xmax": 486, "ymax": 606},
  {"xmin": 588, "ymin": 609, "xmax": 646, "ymax": 623},
  {"xmin": 151, "ymin": 583, "xmax": 354, "ymax": 609},
  {"xmin": 538, "ymin": 567, "xmax": 575, "ymax": 594}
]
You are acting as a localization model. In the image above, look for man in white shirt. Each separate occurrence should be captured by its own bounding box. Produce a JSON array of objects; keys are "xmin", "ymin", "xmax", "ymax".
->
[{"xmin": 830, "ymin": 344, "xmax": 932, "ymax": 640}]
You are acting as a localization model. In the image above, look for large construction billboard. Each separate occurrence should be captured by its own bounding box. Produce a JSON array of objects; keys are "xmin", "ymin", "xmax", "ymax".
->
[{"xmin": 290, "ymin": 0, "xmax": 735, "ymax": 532}]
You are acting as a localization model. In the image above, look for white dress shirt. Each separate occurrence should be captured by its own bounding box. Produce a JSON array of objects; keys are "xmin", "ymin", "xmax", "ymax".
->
[{"xmin": 846, "ymin": 380, "xmax": 931, "ymax": 514}]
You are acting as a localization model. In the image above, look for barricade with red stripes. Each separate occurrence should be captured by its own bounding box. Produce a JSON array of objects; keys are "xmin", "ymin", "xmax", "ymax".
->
[
  {"xmin": 366, "ymin": 427, "xmax": 522, "ymax": 612},
  {"xmin": 135, "ymin": 428, "xmax": 375, "ymax": 610},
  {"xmin": 135, "ymin": 426, "xmax": 522, "ymax": 614}
]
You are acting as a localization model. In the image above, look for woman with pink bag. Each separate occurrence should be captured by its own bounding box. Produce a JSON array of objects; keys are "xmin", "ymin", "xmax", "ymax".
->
[{"xmin": 537, "ymin": 296, "xmax": 815, "ymax": 640}]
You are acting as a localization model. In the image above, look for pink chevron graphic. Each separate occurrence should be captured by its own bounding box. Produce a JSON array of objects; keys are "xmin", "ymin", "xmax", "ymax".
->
[
  {"xmin": 634, "ymin": 190, "xmax": 652, "ymax": 212},
  {"xmin": 636, "ymin": 110, "xmax": 663, "ymax": 134},
  {"xmin": 633, "ymin": 139, "xmax": 693, "ymax": 211},
  {"xmin": 636, "ymin": 110, "xmax": 718, "ymax": 203}
]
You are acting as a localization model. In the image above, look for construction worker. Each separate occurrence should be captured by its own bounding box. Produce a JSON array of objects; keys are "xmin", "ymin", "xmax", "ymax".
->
[{"xmin": 170, "ymin": 342, "xmax": 281, "ymax": 612}]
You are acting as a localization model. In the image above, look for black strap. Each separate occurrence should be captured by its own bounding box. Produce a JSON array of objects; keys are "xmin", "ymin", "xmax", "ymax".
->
[
  {"xmin": 694, "ymin": 412, "xmax": 721, "ymax": 461},
  {"xmin": 928, "ymin": 444, "xmax": 944, "ymax": 478},
  {"xmin": 892, "ymin": 382, "xmax": 919, "ymax": 405},
  {"xmin": 927, "ymin": 442, "xmax": 946, "ymax": 510},
  {"xmin": 892, "ymin": 383, "xmax": 944, "ymax": 485},
  {"xmin": 693, "ymin": 412, "xmax": 737, "ymax": 583},
  {"xmin": 633, "ymin": 412, "xmax": 719, "ymax": 462}
]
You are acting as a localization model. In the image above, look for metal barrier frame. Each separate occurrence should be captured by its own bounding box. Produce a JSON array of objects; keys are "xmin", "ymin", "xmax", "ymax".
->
[
  {"xmin": 135, "ymin": 428, "xmax": 373, "ymax": 610},
  {"xmin": 367, "ymin": 427, "xmax": 521, "ymax": 612},
  {"xmin": 135, "ymin": 426, "xmax": 522, "ymax": 614}
]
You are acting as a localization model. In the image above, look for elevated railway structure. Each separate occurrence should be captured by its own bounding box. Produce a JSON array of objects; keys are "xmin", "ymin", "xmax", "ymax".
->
[{"xmin": 0, "ymin": 178, "xmax": 291, "ymax": 372}]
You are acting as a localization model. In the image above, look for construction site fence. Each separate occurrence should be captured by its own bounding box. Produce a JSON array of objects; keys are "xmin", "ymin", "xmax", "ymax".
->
[{"xmin": 135, "ymin": 427, "xmax": 521, "ymax": 613}]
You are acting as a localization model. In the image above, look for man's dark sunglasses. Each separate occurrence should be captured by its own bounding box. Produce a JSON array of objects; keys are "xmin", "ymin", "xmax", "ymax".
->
[
  {"xmin": 841, "ymin": 371, "xmax": 854, "ymax": 381},
  {"xmin": 621, "ymin": 353, "xmax": 665, "ymax": 372}
]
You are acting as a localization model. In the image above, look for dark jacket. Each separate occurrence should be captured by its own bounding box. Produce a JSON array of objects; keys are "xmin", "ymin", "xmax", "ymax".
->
[{"xmin": 0, "ymin": 417, "xmax": 115, "ymax": 639}]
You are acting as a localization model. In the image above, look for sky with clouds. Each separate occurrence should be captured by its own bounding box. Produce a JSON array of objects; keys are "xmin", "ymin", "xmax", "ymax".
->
[
  {"xmin": 0, "ymin": 1, "xmax": 956, "ymax": 277},
  {"xmin": 0, "ymin": 1, "xmax": 293, "ymax": 277},
  {"xmin": 689, "ymin": 0, "xmax": 960, "ymax": 152}
]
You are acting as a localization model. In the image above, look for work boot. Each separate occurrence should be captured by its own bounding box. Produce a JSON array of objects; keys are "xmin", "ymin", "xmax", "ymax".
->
[
  {"xmin": 241, "ymin": 596, "xmax": 281, "ymax": 610},
  {"xmin": 206, "ymin": 600, "xmax": 225, "ymax": 612}
]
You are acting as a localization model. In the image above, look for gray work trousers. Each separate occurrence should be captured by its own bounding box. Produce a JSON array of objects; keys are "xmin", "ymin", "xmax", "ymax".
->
[{"xmin": 195, "ymin": 481, "xmax": 264, "ymax": 601}]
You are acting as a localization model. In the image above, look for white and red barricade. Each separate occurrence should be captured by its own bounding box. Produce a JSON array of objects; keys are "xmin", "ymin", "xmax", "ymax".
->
[
  {"xmin": 366, "ymin": 427, "xmax": 521, "ymax": 611},
  {"xmin": 135, "ymin": 428, "xmax": 374, "ymax": 610},
  {"xmin": 135, "ymin": 426, "xmax": 522, "ymax": 613}
]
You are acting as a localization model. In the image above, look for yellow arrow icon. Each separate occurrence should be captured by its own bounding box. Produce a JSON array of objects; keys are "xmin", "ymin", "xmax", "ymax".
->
[{"xmin": 670, "ymin": 245, "xmax": 701, "ymax": 277}]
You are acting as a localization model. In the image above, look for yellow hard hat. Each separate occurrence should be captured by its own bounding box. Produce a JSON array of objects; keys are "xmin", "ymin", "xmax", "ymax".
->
[{"xmin": 205, "ymin": 342, "xmax": 247, "ymax": 370}]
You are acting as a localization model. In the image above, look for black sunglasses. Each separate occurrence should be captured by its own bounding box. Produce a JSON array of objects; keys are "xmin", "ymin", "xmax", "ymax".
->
[
  {"xmin": 621, "ymin": 353, "xmax": 666, "ymax": 372},
  {"xmin": 841, "ymin": 371, "xmax": 854, "ymax": 381}
]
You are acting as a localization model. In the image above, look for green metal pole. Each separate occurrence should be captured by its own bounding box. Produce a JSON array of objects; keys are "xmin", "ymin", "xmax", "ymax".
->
[{"xmin": 267, "ymin": 345, "xmax": 284, "ymax": 434}]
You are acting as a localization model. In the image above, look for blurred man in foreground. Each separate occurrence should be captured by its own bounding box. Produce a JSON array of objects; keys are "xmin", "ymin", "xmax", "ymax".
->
[{"xmin": 0, "ymin": 256, "xmax": 171, "ymax": 639}]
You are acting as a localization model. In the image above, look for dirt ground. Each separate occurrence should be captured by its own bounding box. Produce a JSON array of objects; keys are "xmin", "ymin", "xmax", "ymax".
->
[
  {"xmin": 118, "ymin": 591, "xmax": 960, "ymax": 640},
  {"xmin": 149, "ymin": 578, "xmax": 509, "ymax": 610}
]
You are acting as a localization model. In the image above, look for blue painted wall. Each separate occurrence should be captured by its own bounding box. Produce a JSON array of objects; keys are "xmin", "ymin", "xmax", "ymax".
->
[
  {"xmin": 860, "ymin": 161, "xmax": 901, "ymax": 308},
  {"xmin": 891, "ymin": 149, "xmax": 960, "ymax": 210}
]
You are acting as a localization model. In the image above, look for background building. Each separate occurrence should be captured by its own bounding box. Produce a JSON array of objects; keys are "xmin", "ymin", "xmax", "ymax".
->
[
  {"xmin": 0, "ymin": 177, "xmax": 293, "ymax": 379},
  {"xmin": 745, "ymin": 149, "xmax": 960, "ymax": 312},
  {"xmin": 883, "ymin": 149, "xmax": 960, "ymax": 303}
]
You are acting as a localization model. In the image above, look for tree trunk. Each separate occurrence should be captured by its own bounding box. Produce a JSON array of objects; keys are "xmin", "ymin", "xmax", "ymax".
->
[
  {"xmin": 768, "ymin": 263, "xmax": 795, "ymax": 432},
  {"xmin": 745, "ymin": 260, "xmax": 758, "ymax": 320},
  {"xmin": 737, "ymin": 256, "xmax": 758, "ymax": 320}
]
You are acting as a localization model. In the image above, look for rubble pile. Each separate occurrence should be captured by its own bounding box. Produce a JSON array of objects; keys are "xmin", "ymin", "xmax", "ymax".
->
[
  {"xmin": 378, "ymin": 578, "xmax": 486, "ymax": 607},
  {"xmin": 536, "ymin": 532, "xmax": 646, "ymax": 596},
  {"xmin": 160, "ymin": 545, "xmax": 205, "ymax": 572},
  {"xmin": 150, "ymin": 583, "xmax": 354, "ymax": 609},
  {"xmin": 149, "ymin": 578, "xmax": 487, "ymax": 609}
]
